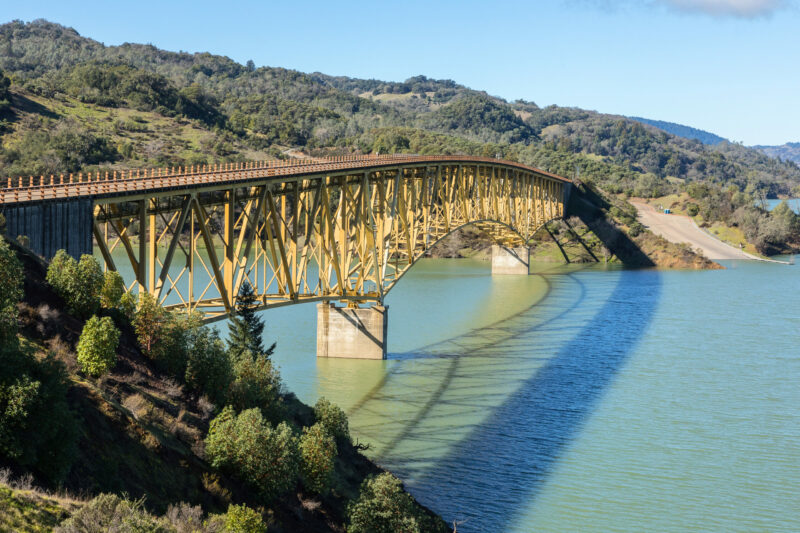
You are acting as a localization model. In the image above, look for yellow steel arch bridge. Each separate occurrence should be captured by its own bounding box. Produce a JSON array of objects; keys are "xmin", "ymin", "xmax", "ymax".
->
[{"xmin": 1, "ymin": 154, "xmax": 571, "ymax": 357}]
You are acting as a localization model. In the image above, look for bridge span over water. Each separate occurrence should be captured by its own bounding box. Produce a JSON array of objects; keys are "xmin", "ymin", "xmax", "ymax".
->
[{"xmin": 1, "ymin": 154, "xmax": 571, "ymax": 358}]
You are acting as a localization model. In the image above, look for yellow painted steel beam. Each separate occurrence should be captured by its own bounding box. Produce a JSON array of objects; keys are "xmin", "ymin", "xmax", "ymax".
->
[{"xmin": 91, "ymin": 160, "xmax": 567, "ymax": 322}]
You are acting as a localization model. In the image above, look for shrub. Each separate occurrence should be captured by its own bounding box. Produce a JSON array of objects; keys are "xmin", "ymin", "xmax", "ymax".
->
[
  {"xmin": 119, "ymin": 291, "xmax": 138, "ymax": 320},
  {"xmin": 100, "ymin": 270, "xmax": 126, "ymax": 309},
  {"xmin": 346, "ymin": 473, "xmax": 421, "ymax": 533},
  {"xmin": 0, "ymin": 237, "xmax": 23, "ymax": 308},
  {"xmin": 314, "ymin": 397, "xmax": 350, "ymax": 443},
  {"xmin": 132, "ymin": 292, "xmax": 169, "ymax": 359},
  {"xmin": 0, "ymin": 237, "xmax": 23, "ymax": 344},
  {"xmin": 686, "ymin": 203, "xmax": 700, "ymax": 217},
  {"xmin": 221, "ymin": 504, "xmax": 267, "ymax": 533},
  {"xmin": 627, "ymin": 222, "xmax": 644, "ymax": 238},
  {"xmin": 46, "ymin": 251, "xmax": 104, "ymax": 318},
  {"xmin": 184, "ymin": 326, "xmax": 232, "ymax": 405},
  {"xmin": 228, "ymin": 352, "xmax": 283, "ymax": 422},
  {"xmin": 76, "ymin": 316, "xmax": 120, "ymax": 377},
  {"xmin": 205, "ymin": 406, "xmax": 298, "ymax": 501},
  {"xmin": 56, "ymin": 493, "xmax": 171, "ymax": 532},
  {"xmin": 134, "ymin": 294, "xmax": 200, "ymax": 376},
  {"xmin": 0, "ymin": 338, "xmax": 77, "ymax": 484},
  {"xmin": 298, "ymin": 423, "xmax": 337, "ymax": 494}
]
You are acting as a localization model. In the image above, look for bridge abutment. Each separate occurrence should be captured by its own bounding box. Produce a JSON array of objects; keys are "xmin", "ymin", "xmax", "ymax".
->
[
  {"xmin": 316, "ymin": 303, "xmax": 388, "ymax": 359},
  {"xmin": 491, "ymin": 244, "xmax": 530, "ymax": 275}
]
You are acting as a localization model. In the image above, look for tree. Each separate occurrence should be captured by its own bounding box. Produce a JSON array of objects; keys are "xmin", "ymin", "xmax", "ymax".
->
[
  {"xmin": 221, "ymin": 504, "xmax": 266, "ymax": 533},
  {"xmin": 228, "ymin": 351, "xmax": 283, "ymax": 422},
  {"xmin": 100, "ymin": 270, "xmax": 125, "ymax": 309},
  {"xmin": 227, "ymin": 281, "xmax": 273, "ymax": 360},
  {"xmin": 298, "ymin": 423, "xmax": 337, "ymax": 494},
  {"xmin": 76, "ymin": 316, "xmax": 120, "ymax": 377},
  {"xmin": 133, "ymin": 294, "xmax": 202, "ymax": 377},
  {"xmin": 314, "ymin": 397, "xmax": 350, "ymax": 443},
  {"xmin": 0, "ymin": 237, "xmax": 23, "ymax": 345},
  {"xmin": 133, "ymin": 292, "xmax": 168, "ymax": 359},
  {"xmin": 346, "ymin": 473, "xmax": 422, "ymax": 533},
  {"xmin": 46, "ymin": 251, "xmax": 104, "ymax": 318},
  {"xmin": 205, "ymin": 406, "xmax": 298, "ymax": 501},
  {"xmin": 0, "ymin": 68, "xmax": 10, "ymax": 116},
  {"xmin": 184, "ymin": 326, "xmax": 232, "ymax": 405}
]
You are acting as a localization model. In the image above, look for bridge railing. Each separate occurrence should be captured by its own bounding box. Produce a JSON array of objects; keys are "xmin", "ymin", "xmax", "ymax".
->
[{"xmin": 0, "ymin": 154, "xmax": 569, "ymax": 204}]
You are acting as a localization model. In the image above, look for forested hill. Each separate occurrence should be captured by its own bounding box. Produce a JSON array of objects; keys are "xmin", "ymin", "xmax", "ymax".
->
[
  {"xmin": 1, "ymin": 18, "xmax": 799, "ymax": 205},
  {"xmin": 628, "ymin": 117, "xmax": 727, "ymax": 146},
  {"xmin": 753, "ymin": 142, "xmax": 800, "ymax": 165}
]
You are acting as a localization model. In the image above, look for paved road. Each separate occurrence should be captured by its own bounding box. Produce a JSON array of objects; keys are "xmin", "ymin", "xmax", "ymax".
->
[{"xmin": 630, "ymin": 200, "xmax": 754, "ymax": 260}]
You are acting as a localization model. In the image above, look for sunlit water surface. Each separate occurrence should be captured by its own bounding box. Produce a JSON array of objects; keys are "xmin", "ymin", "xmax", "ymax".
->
[{"xmin": 112, "ymin": 250, "xmax": 800, "ymax": 531}]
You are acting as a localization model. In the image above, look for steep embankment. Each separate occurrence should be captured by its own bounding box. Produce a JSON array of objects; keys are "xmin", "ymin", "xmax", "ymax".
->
[
  {"xmin": 5, "ymin": 240, "xmax": 446, "ymax": 532},
  {"xmin": 528, "ymin": 184, "xmax": 722, "ymax": 269}
]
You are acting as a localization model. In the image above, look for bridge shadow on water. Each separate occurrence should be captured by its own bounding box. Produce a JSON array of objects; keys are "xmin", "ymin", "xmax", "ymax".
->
[{"xmin": 357, "ymin": 267, "xmax": 662, "ymax": 532}]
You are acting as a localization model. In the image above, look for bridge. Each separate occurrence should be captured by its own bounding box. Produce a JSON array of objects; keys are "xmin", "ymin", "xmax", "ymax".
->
[{"xmin": 1, "ymin": 154, "xmax": 571, "ymax": 359}]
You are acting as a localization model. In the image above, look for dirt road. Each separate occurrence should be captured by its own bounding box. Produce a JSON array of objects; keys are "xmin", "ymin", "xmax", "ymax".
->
[{"xmin": 630, "ymin": 200, "xmax": 754, "ymax": 260}]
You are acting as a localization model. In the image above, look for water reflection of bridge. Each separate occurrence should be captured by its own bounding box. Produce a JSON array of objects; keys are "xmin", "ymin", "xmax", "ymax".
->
[{"xmin": 334, "ymin": 265, "xmax": 661, "ymax": 532}]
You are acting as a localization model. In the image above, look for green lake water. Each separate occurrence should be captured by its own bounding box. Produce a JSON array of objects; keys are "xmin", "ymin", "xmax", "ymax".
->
[{"xmin": 109, "ymin": 252, "xmax": 800, "ymax": 531}]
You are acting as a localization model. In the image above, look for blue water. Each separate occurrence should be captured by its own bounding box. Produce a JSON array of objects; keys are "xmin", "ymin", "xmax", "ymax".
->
[
  {"xmin": 766, "ymin": 198, "xmax": 800, "ymax": 213},
  {"xmin": 261, "ymin": 258, "xmax": 800, "ymax": 532}
]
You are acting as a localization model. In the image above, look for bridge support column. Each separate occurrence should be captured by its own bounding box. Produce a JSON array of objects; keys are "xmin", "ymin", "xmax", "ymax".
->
[
  {"xmin": 491, "ymin": 245, "xmax": 530, "ymax": 275},
  {"xmin": 317, "ymin": 303, "xmax": 388, "ymax": 360}
]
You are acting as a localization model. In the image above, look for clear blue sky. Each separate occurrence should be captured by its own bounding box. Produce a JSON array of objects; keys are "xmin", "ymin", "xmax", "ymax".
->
[{"xmin": 3, "ymin": 0, "xmax": 799, "ymax": 145}]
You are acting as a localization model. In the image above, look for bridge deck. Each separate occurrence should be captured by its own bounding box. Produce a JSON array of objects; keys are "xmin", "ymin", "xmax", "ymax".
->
[{"xmin": 0, "ymin": 154, "xmax": 570, "ymax": 205}]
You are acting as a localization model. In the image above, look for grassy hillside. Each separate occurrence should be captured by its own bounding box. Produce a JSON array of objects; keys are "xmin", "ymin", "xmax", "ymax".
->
[
  {"xmin": 0, "ymin": 238, "xmax": 447, "ymax": 532},
  {"xmin": 0, "ymin": 18, "xmax": 798, "ymax": 255}
]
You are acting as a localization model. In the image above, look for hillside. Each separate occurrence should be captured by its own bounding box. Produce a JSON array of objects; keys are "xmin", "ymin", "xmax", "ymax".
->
[
  {"xmin": 0, "ymin": 18, "xmax": 798, "ymax": 255},
  {"xmin": 753, "ymin": 142, "xmax": 800, "ymax": 165},
  {"xmin": 628, "ymin": 117, "xmax": 727, "ymax": 145},
  {"xmin": 0, "ymin": 237, "xmax": 448, "ymax": 532}
]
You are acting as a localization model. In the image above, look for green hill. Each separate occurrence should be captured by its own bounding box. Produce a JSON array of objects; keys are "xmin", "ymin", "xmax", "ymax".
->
[
  {"xmin": 628, "ymin": 116, "xmax": 727, "ymax": 145},
  {"xmin": 0, "ymin": 18, "xmax": 798, "ymax": 253}
]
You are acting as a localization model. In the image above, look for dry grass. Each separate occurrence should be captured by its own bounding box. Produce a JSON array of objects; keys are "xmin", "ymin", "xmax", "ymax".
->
[{"xmin": 122, "ymin": 393, "xmax": 153, "ymax": 423}]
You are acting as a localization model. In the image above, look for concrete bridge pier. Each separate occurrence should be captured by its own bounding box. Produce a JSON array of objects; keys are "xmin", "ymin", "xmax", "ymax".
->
[
  {"xmin": 316, "ymin": 303, "xmax": 388, "ymax": 359},
  {"xmin": 491, "ymin": 244, "xmax": 530, "ymax": 275}
]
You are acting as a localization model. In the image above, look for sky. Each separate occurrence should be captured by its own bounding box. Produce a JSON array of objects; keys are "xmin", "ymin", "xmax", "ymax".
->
[{"xmin": 2, "ymin": 0, "xmax": 798, "ymax": 145}]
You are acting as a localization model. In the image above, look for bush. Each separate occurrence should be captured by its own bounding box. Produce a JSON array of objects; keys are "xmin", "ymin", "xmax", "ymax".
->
[
  {"xmin": 228, "ymin": 352, "xmax": 283, "ymax": 422},
  {"xmin": 184, "ymin": 326, "xmax": 232, "ymax": 406},
  {"xmin": 0, "ymin": 237, "xmax": 23, "ymax": 344},
  {"xmin": 221, "ymin": 504, "xmax": 267, "ymax": 533},
  {"xmin": 46, "ymin": 251, "xmax": 104, "ymax": 318},
  {"xmin": 134, "ymin": 294, "xmax": 200, "ymax": 376},
  {"xmin": 100, "ymin": 270, "xmax": 125, "ymax": 309},
  {"xmin": 314, "ymin": 397, "xmax": 350, "ymax": 443},
  {"xmin": 686, "ymin": 203, "xmax": 700, "ymax": 217},
  {"xmin": 298, "ymin": 423, "xmax": 337, "ymax": 495},
  {"xmin": 76, "ymin": 316, "xmax": 120, "ymax": 377},
  {"xmin": 627, "ymin": 222, "xmax": 644, "ymax": 238},
  {"xmin": 205, "ymin": 406, "xmax": 298, "ymax": 501},
  {"xmin": 119, "ymin": 291, "xmax": 138, "ymax": 320},
  {"xmin": 56, "ymin": 493, "xmax": 171, "ymax": 532},
  {"xmin": 346, "ymin": 473, "xmax": 421, "ymax": 533},
  {"xmin": 0, "ymin": 361, "xmax": 77, "ymax": 483}
]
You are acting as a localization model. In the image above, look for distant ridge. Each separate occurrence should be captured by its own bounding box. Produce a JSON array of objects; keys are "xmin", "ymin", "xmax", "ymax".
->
[
  {"xmin": 628, "ymin": 117, "xmax": 727, "ymax": 145},
  {"xmin": 752, "ymin": 142, "xmax": 800, "ymax": 165}
]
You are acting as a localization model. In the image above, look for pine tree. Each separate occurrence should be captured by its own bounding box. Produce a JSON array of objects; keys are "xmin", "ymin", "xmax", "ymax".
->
[{"xmin": 228, "ymin": 281, "xmax": 274, "ymax": 360}]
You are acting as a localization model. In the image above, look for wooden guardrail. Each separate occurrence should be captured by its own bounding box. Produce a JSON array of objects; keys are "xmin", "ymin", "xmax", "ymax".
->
[{"xmin": 0, "ymin": 154, "xmax": 570, "ymax": 204}]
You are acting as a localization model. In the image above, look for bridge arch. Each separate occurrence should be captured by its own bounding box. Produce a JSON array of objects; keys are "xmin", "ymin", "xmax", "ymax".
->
[{"xmin": 0, "ymin": 154, "xmax": 572, "ymax": 353}]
